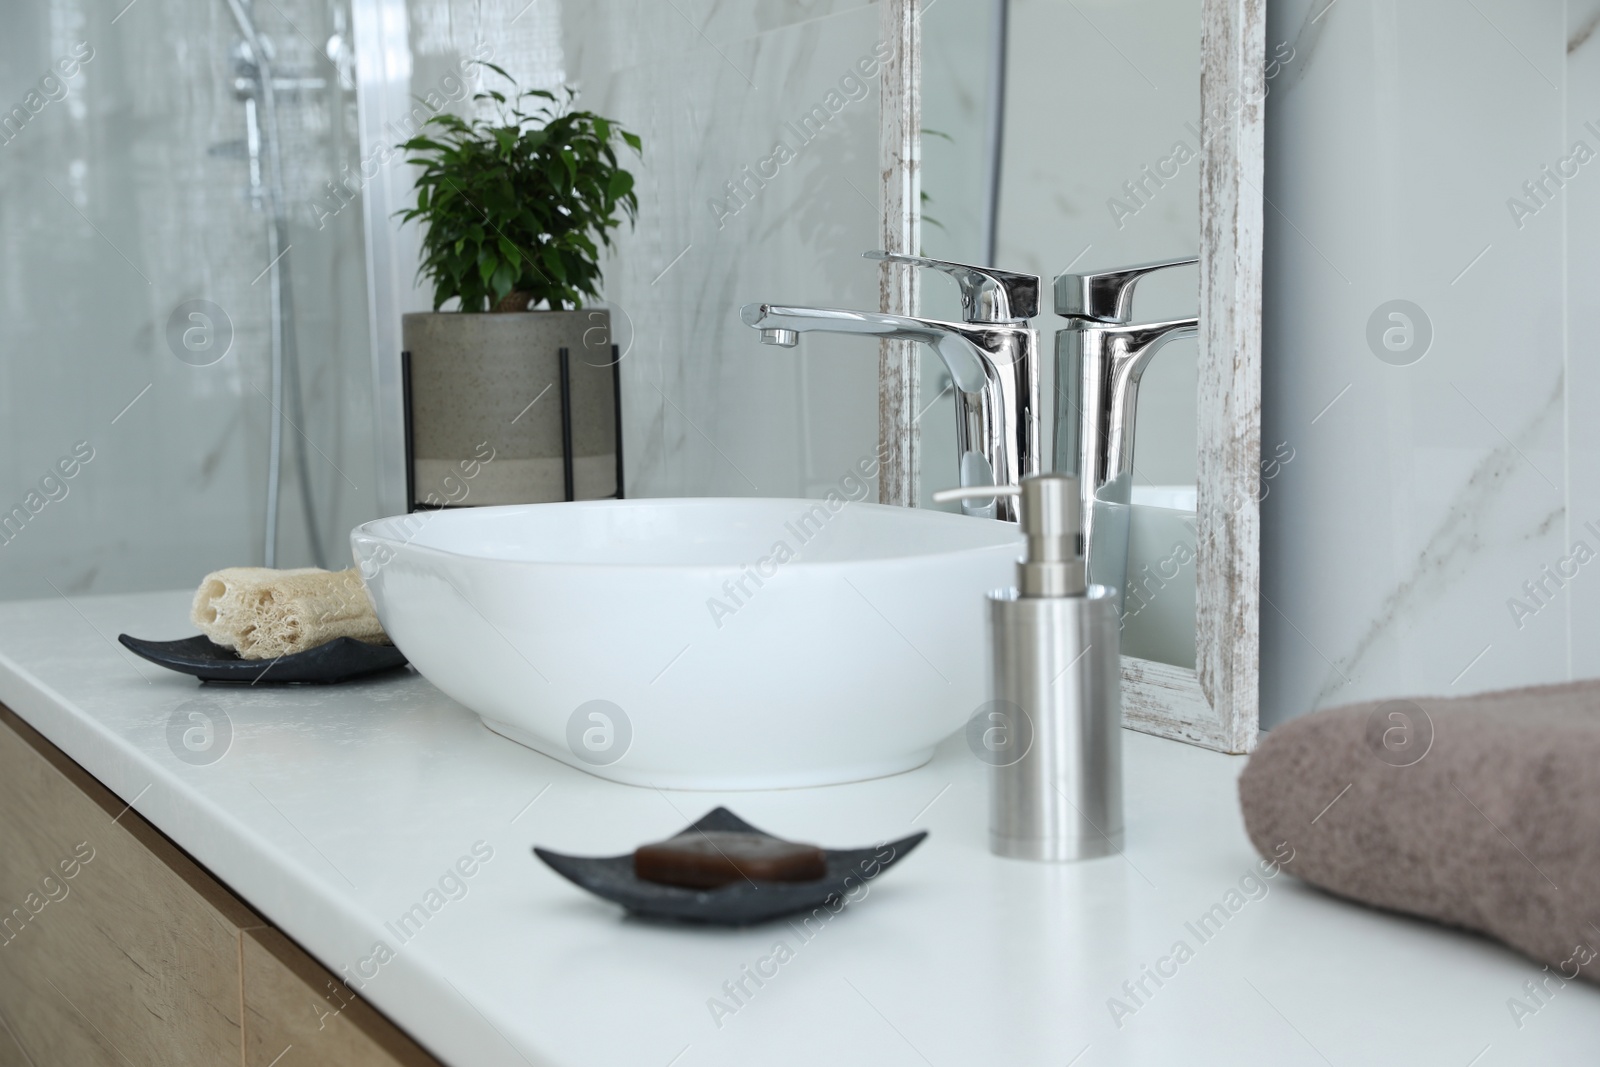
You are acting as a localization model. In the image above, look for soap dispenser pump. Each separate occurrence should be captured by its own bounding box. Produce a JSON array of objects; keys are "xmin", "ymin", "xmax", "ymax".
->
[{"xmin": 935, "ymin": 473, "xmax": 1123, "ymax": 862}]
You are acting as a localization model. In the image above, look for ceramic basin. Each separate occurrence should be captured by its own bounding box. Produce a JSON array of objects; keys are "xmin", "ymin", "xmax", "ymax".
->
[{"xmin": 352, "ymin": 498, "xmax": 1022, "ymax": 789}]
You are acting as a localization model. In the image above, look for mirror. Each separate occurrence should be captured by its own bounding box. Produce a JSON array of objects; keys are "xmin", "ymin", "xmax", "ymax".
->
[
  {"xmin": 907, "ymin": 0, "xmax": 1265, "ymax": 751},
  {"xmin": 921, "ymin": 0, "xmax": 1200, "ymax": 669}
]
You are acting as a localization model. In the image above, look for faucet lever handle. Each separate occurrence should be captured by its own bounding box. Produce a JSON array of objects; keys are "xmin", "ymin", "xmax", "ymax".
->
[
  {"xmin": 932, "ymin": 485, "xmax": 1022, "ymax": 504},
  {"xmin": 864, "ymin": 251, "xmax": 1040, "ymax": 323},
  {"xmin": 1055, "ymin": 256, "xmax": 1199, "ymax": 324},
  {"xmin": 935, "ymin": 475, "xmax": 1079, "ymax": 541},
  {"xmin": 936, "ymin": 476, "xmax": 1085, "ymax": 594}
]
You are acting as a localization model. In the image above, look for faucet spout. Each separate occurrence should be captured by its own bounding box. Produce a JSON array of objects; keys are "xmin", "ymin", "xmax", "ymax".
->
[
  {"xmin": 739, "ymin": 301, "xmax": 1040, "ymax": 521},
  {"xmin": 740, "ymin": 304, "xmax": 991, "ymax": 393},
  {"xmin": 1053, "ymin": 255, "xmax": 1202, "ymax": 588},
  {"xmin": 1058, "ymin": 316, "xmax": 1198, "ymax": 516}
]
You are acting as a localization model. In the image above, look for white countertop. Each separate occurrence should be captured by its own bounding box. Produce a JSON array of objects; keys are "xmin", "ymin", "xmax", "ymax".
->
[{"xmin": 0, "ymin": 590, "xmax": 1594, "ymax": 1066}]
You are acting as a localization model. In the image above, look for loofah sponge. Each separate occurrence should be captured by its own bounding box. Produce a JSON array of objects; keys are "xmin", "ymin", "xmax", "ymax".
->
[{"xmin": 191, "ymin": 567, "xmax": 390, "ymax": 660}]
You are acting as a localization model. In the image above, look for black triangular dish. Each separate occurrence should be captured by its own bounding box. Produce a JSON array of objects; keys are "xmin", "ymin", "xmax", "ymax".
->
[
  {"xmin": 117, "ymin": 633, "xmax": 407, "ymax": 685},
  {"xmin": 533, "ymin": 807, "xmax": 927, "ymax": 926}
]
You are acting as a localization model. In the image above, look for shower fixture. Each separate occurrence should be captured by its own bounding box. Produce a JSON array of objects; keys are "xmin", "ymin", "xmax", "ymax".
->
[{"xmin": 223, "ymin": 0, "xmax": 327, "ymax": 568}]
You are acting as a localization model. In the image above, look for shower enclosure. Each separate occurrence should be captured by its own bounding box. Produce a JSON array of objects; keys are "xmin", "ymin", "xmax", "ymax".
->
[
  {"xmin": 223, "ymin": 0, "xmax": 343, "ymax": 568},
  {"xmin": 0, "ymin": 0, "xmax": 377, "ymax": 599}
]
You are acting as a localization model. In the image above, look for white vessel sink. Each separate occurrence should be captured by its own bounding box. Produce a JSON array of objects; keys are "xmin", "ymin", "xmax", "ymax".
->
[{"xmin": 353, "ymin": 498, "xmax": 1022, "ymax": 789}]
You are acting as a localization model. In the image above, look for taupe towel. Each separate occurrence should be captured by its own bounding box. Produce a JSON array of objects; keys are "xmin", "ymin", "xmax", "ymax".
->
[
  {"xmin": 1240, "ymin": 681, "xmax": 1600, "ymax": 987},
  {"xmin": 191, "ymin": 567, "xmax": 389, "ymax": 660}
]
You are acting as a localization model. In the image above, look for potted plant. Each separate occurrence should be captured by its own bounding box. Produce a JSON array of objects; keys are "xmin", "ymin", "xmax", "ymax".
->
[{"xmin": 397, "ymin": 64, "xmax": 642, "ymax": 507}]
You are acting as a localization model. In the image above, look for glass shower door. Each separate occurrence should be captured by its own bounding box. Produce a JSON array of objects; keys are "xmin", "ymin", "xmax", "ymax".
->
[{"xmin": 0, "ymin": 0, "xmax": 376, "ymax": 600}]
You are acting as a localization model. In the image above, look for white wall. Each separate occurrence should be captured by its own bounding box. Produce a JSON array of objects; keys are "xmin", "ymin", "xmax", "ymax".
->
[{"xmin": 1262, "ymin": 0, "xmax": 1599, "ymax": 726}]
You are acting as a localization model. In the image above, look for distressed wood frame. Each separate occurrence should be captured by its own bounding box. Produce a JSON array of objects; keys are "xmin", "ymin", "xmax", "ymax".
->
[
  {"xmin": 877, "ymin": 0, "xmax": 921, "ymax": 509},
  {"xmin": 878, "ymin": 0, "xmax": 1265, "ymax": 754}
]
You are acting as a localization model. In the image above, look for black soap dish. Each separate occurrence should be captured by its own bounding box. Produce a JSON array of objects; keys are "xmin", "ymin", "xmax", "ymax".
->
[
  {"xmin": 117, "ymin": 633, "xmax": 408, "ymax": 685},
  {"xmin": 533, "ymin": 807, "xmax": 927, "ymax": 926}
]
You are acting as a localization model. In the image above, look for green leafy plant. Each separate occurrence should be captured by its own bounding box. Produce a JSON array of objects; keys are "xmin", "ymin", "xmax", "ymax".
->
[{"xmin": 397, "ymin": 64, "xmax": 642, "ymax": 313}]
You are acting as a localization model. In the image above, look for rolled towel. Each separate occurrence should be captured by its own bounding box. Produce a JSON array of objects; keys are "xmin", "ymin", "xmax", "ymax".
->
[
  {"xmin": 1239, "ymin": 681, "xmax": 1600, "ymax": 985},
  {"xmin": 191, "ymin": 567, "xmax": 390, "ymax": 660}
]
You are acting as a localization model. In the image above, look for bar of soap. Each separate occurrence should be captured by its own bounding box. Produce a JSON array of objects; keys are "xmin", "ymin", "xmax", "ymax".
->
[{"xmin": 634, "ymin": 831, "xmax": 827, "ymax": 889}]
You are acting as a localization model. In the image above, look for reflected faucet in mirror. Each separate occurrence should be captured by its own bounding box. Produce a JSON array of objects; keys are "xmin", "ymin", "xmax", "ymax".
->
[
  {"xmin": 1053, "ymin": 257, "xmax": 1199, "ymax": 558},
  {"xmin": 741, "ymin": 252, "xmax": 1041, "ymax": 523}
]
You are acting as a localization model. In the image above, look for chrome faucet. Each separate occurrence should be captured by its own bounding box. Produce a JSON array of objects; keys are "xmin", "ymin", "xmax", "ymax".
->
[
  {"xmin": 741, "ymin": 251, "xmax": 1041, "ymax": 522},
  {"xmin": 1053, "ymin": 257, "xmax": 1198, "ymax": 556}
]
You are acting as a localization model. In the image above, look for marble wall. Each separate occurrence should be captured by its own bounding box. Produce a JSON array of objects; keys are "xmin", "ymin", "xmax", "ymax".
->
[{"xmin": 1262, "ymin": 0, "xmax": 1598, "ymax": 726}]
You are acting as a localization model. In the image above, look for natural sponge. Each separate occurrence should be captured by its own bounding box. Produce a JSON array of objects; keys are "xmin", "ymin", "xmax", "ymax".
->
[{"xmin": 191, "ymin": 567, "xmax": 389, "ymax": 660}]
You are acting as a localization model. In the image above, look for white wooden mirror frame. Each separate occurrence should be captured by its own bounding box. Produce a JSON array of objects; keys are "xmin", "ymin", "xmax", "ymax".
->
[{"xmin": 876, "ymin": 0, "xmax": 1264, "ymax": 754}]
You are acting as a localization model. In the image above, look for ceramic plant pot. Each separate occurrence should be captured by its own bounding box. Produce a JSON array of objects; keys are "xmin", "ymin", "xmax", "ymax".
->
[{"xmin": 401, "ymin": 310, "xmax": 620, "ymax": 508}]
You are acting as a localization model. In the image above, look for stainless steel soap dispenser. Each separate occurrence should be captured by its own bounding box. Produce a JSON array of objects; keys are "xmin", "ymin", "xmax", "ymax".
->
[{"xmin": 936, "ymin": 473, "xmax": 1123, "ymax": 862}]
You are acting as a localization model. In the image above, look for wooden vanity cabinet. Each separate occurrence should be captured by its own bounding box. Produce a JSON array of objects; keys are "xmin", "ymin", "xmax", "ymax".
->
[{"xmin": 0, "ymin": 705, "xmax": 441, "ymax": 1067}]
